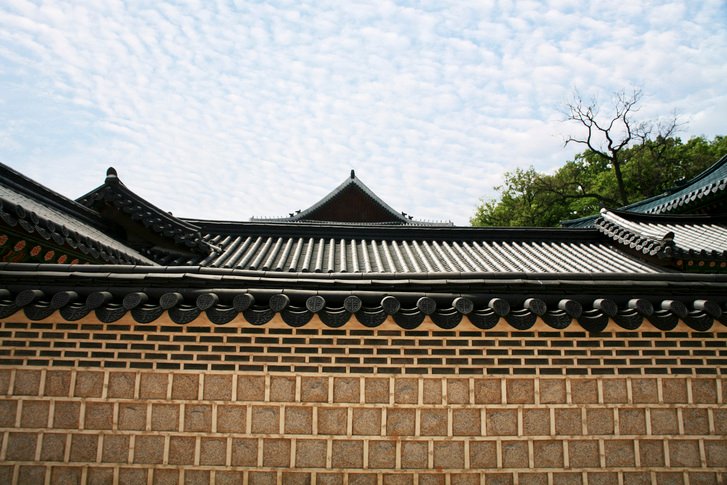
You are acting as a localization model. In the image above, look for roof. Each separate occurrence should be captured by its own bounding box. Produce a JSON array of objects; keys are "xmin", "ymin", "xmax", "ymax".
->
[
  {"xmin": 0, "ymin": 163, "xmax": 153, "ymax": 265},
  {"xmin": 252, "ymin": 170, "xmax": 453, "ymax": 226},
  {"xmin": 562, "ymin": 153, "xmax": 727, "ymax": 227}
]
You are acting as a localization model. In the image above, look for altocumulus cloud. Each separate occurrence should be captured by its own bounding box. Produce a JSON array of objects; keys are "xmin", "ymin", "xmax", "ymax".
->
[{"xmin": 0, "ymin": 0, "xmax": 726, "ymax": 225}]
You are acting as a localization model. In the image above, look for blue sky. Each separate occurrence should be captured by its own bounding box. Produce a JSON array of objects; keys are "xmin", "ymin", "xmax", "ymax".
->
[{"xmin": 1, "ymin": 1, "xmax": 725, "ymax": 225}]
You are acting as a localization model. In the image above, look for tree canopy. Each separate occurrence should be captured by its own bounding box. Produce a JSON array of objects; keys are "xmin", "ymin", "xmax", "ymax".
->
[{"xmin": 470, "ymin": 134, "xmax": 727, "ymax": 227}]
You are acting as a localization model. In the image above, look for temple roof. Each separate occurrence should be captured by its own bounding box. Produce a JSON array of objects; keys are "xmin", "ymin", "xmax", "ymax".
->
[{"xmin": 252, "ymin": 170, "xmax": 452, "ymax": 226}]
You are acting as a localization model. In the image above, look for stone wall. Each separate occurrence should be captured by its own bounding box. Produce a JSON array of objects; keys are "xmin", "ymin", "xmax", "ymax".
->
[{"xmin": 1, "ymin": 316, "xmax": 726, "ymax": 484}]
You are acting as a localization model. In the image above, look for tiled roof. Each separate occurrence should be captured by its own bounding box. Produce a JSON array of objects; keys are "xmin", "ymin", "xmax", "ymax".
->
[
  {"xmin": 596, "ymin": 209, "xmax": 727, "ymax": 264},
  {"xmin": 144, "ymin": 223, "xmax": 661, "ymax": 273},
  {"xmin": 252, "ymin": 170, "xmax": 453, "ymax": 226},
  {"xmin": 0, "ymin": 163, "xmax": 153, "ymax": 265},
  {"xmin": 77, "ymin": 168, "xmax": 213, "ymax": 255}
]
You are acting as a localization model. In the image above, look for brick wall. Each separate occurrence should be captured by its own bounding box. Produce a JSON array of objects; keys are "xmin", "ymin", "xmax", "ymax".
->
[{"xmin": 1, "ymin": 316, "xmax": 726, "ymax": 484}]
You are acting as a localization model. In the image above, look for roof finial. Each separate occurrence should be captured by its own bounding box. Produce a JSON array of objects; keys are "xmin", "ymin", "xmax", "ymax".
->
[
  {"xmin": 350, "ymin": 169, "xmax": 355, "ymax": 179},
  {"xmin": 105, "ymin": 166, "xmax": 119, "ymax": 183}
]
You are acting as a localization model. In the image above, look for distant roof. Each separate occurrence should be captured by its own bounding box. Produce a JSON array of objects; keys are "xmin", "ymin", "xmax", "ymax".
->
[
  {"xmin": 252, "ymin": 170, "xmax": 453, "ymax": 226},
  {"xmin": 562, "ymin": 153, "xmax": 727, "ymax": 227}
]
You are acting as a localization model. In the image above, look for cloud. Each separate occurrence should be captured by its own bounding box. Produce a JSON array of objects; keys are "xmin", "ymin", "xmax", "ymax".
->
[{"xmin": 0, "ymin": 0, "xmax": 725, "ymax": 225}]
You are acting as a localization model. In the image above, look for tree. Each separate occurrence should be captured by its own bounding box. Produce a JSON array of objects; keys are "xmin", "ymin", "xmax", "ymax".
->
[{"xmin": 564, "ymin": 89, "xmax": 678, "ymax": 206}]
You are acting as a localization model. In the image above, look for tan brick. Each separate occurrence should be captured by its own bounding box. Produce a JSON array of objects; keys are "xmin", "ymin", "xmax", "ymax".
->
[
  {"xmin": 200, "ymin": 437, "xmax": 227, "ymax": 466},
  {"xmin": 624, "ymin": 471, "xmax": 652, "ymax": 484},
  {"xmin": 669, "ymin": 440, "xmax": 700, "ymax": 467},
  {"xmin": 237, "ymin": 375, "xmax": 265, "ymax": 401},
  {"xmin": 296, "ymin": 439, "xmax": 327, "ymax": 467},
  {"xmin": 168, "ymin": 436, "xmax": 196, "ymax": 465},
  {"xmin": 418, "ymin": 475, "xmax": 446, "ymax": 485},
  {"xmin": 447, "ymin": 378, "xmax": 470, "ymax": 404},
  {"xmin": 661, "ymin": 378, "xmax": 688, "ymax": 403},
  {"xmin": 270, "ymin": 376, "xmax": 296, "ymax": 402},
  {"xmin": 333, "ymin": 377, "xmax": 360, "ymax": 403},
  {"xmin": 692, "ymin": 378, "xmax": 717, "ymax": 403},
  {"xmin": 470, "ymin": 440, "xmax": 497, "ymax": 467},
  {"xmin": 74, "ymin": 371, "xmax": 103, "ymax": 397},
  {"xmin": 453, "ymin": 408, "xmax": 481, "ymax": 436},
  {"xmin": 251, "ymin": 406, "xmax": 279, "ymax": 434},
  {"xmin": 452, "ymin": 474, "xmax": 481, "ymax": 485},
  {"xmin": 387, "ymin": 408, "xmax": 416, "ymax": 436},
  {"xmin": 18, "ymin": 465, "xmax": 46, "ymax": 484},
  {"xmin": 318, "ymin": 407, "xmax": 347, "ymax": 435},
  {"xmin": 631, "ymin": 378, "xmax": 658, "ymax": 403},
  {"xmin": 6, "ymin": 432, "xmax": 37, "ymax": 461},
  {"xmin": 651, "ymin": 408, "xmax": 678, "ymax": 434},
  {"xmin": 352, "ymin": 407, "xmax": 381, "ymax": 435},
  {"xmin": 217, "ymin": 404, "xmax": 246, "ymax": 433},
  {"xmin": 0, "ymin": 467, "xmax": 11, "ymax": 485},
  {"xmin": 705, "ymin": 440, "xmax": 727, "ymax": 467},
  {"xmin": 120, "ymin": 467, "xmax": 148, "ymax": 484},
  {"xmin": 486, "ymin": 408, "xmax": 517, "ymax": 436},
  {"xmin": 586, "ymin": 408, "xmax": 613, "ymax": 435},
  {"xmin": 571, "ymin": 379, "xmax": 598, "ymax": 403},
  {"xmin": 171, "ymin": 374, "xmax": 198, "ymax": 400},
  {"xmin": 301, "ymin": 376, "xmax": 328, "ymax": 402},
  {"xmin": 44, "ymin": 370, "xmax": 71, "ymax": 396},
  {"xmin": 420, "ymin": 408, "xmax": 448, "ymax": 436},
  {"xmin": 433, "ymin": 441, "xmax": 464, "ymax": 468},
  {"xmin": 394, "ymin": 378, "xmax": 417, "ymax": 404},
  {"xmin": 133, "ymin": 435, "xmax": 164, "ymax": 464},
  {"xmin": 184, "ymin": 404, "xmax": 212, "ymax": 432},
  {"xmin": 107, "ymin": 372, "xmax": 136, "ymax": 399},
  {"xmin": 0, "ymin": 399, "xmax": 16, "ymax": 426},
  {"xmin": 539, "ymin": 379, "xmax": 566, "ymax": 404},
  {"xmin": 184, "ymin": 470, "xmax": 209, "ymax": 485},
  {"xmin": 587, "ymin": 472, "xmax": 619, "ymax": 485},
  {"xmin": 41, "ymin": 433, "xmax": 67, "ymax": 461},
  {"xmin": 422, "ymin": 379, "xmax": 442, "ymax": 404},
  {"xmin": 216, "ymin": 471, "xmax": 244, "ymax": 485},
  {"xmin": 231, "ymin": 438, "xmax": 258, "ymax": 466},
  {"xmin": 555, "ymin": 408, "xmax": 582, "ymax": 435},
  {"xmin": 318, "ymin": 473, "xmax": 345, "ymax": 485},
  {"xmin": 21, "ymin": 400, "xmax": 49, "ymax": 427},
  {"xmin": 618, "ymin": 408, "xmax": 646, "ymax": 435},
  {"xmin": 53, "ymin": 401, "xmax": 81, "ymax": 429},
  {"xmin": 203, "ymin": 374, "xmax": 232, "ymax": 400},
  {"xmin": 507, "ymin": 379, "xmax": 534, "ymax": 404},
  {"xmin": 13, "ymin": 370, "xmax": 41, "ymax": 395},
  {"xmin": 522, "ymin": 408, "xmax": 550, "ymax": 436},
  {"xmin": 383, "ymin": 474, "xmax": 414, "ymax": 485},
  {"xmin": 263, "ymin": 438, "xmax": 291, "ymax": 467},
  {"xmin": 604, "ymin": 440, "xmax": 635, "ymax": 467},
  {"xmin": 139, "ymin": 373, "xmax": 168, "ymax": 399},
  {"xmin": 401, "ymin": 441, "xmax": 428, "ymax": 469},
  {"xmin": 682, "ymin": 408, "xmax": 709, "ymax": 435},
  {"xmin": 550, "ymin": 473, "xmax": 581, "ymax": 485},
  {"xmin": 149, "ymin": 403, "xmax": 179, "ymax": 431},
  {"xmin": 714, "ymin": 409, "xmax": 727, "ymax": 434},
  {"xmin": 282, "ymin": 472, "xmax": 312, "ymax": 485},
  {"xmin": 518, "ymin": 473, "xmax": 548, "ymax": 485},
  {"xmin": 474, "ymin": 378, "xmax": 501, "ymax": 404},
  {"xmin": 653, "ymin": 472, "xmax": 683, "ymax": 485},
  {"xmin": 602, "ymin": 379, "xmax": 628, "ymax": 403},
  {"xmin": 331, "ymin": 440, "xmax": 364, "ymax": 468},
  {"xmin": 368, "ymin": 440, "xmax": 396, "ymax": 468},
  {"xmin": 689, "ymin": 473, "xmax": 720, "ymax": 485},
  {"xmin": 84, "ymin": 402, "xmax": 113, "ymax": 430},
  {"xmin": 532, "ymin": 440, "xmax": 564, "ymax": 468},
  {"xmin": 102, "ymin": 434, "xmax": 130, "ymax": 463},
  {"xmin": 248, "ymin": 471, "xmax": 276, "ymax": 485},
  {"xmin": 501, "ymin": 440, "xmax": 529, "ymax": 468},
  {"xmin": 51, "ymin": 467, "xmax": 82, "ymax": 485},
  {"xmin": 69, "ymin": 434, "xmax": 98, "ymax": 462},
  {"xmin": 366, "ymin": 378, "xmax": 390, "ymax": 403},
  {"xmin": 152, "ymin": 469, "xmax": 179, "ymax": 485},
  {"xmin": 348, "ymin": 473, "xmax": 377, "ymax": 485},
  {"xmin": 285, "ymin": 406, "xmax": 313, "ymax": 434},
  {"xmin": 638, "ymin": 440, "xmax": 665, "ymax": 467},
  {"xmin": 568, "ymin": 440, "xmax": 600, "ymax": 467},
  {"xmin": 118, "ymin": 403, "xmax": 146, "ymax": 431}
]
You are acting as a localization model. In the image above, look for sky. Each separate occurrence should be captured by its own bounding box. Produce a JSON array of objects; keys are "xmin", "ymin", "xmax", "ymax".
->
[{"xmin": 1, "ymin": 1, "xmax": 726, "ymax": 226}]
